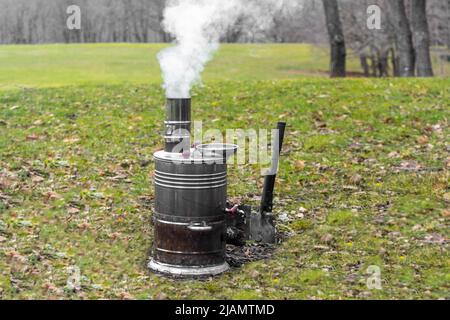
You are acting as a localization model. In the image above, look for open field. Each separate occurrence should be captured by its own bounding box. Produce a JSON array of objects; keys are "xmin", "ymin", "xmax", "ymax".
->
[
  {"xmin": 0, "ymin": 44, "xmax": 449, "ymax": 299},
  {"xmin": 0, "ymin": 44, "xmax": 449, "ymax": 90}
]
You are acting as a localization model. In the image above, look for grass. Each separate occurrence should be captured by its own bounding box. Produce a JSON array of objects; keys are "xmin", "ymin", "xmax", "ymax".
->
[
  {"xmin": 0, "ymin": 44, "xmax": 449, "ymax": 299},
  {"xmin": 0, "ymin": 43, "xmax": 448, "ymax": 90},
  {"xmin": 0, "ymin": 43, "xmax": 389, "ymax": 89}
]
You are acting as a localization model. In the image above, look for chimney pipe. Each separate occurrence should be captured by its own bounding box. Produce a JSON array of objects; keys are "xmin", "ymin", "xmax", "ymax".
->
[{"xmin": 164, "ymin": 98, "xmax": 191, "ymax": 153}]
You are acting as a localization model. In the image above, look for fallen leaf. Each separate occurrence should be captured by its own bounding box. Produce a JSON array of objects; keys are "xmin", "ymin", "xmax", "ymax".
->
[
  {"xmin": 443, "ymin": 193, "xmax": 450, "ymax": 203},
  {"xmin": 119, "ymin": 292, "xmax": 134, "ymax": 300},
  {"xmin": 295, "ymin": 160, "xmax": 305, "ymax": 170},
  {"xmin": 298, "ymin": 207, "xmax": 308, "ymax": 213},
  {"xmin": 0, "ymin": 177, "xmax": 13, "ymax": 189},
  {"xmin": 26, "ymin": 134, "xmax": 39, "ymax": 141},
  {"xmin": 43, "ymin": 283, "xmax": 60, "ymax": 293},
  {"xmin": 320, "ymin": 234, "xmax": 333, "ymax": 243},
  {"xmin": 67, "ymin": 207, "xmax": 80, "ymax": 214},
  {"xmin": 314, "ymin": 245, "xmax": 329, "ymax": 250},
  {"xmin": 350, "ymin": 174, "xmax": 362, "ymax": 185},
  {"xmin": 154, "ymin": 292, "xmax": 168, "ymax": 300},
  {"xmin": 63, "ymin": 136, "xmax": 80, "ymax": 144},
  {"xmin": 31, "ymin": 175, "xmax": 44, "ymax": 183},
  {"xmin": 109, "ymin": 232, "xmax": 121, "ymax": 240},
  {"xmin": 399, "ymin": 160, "xmax": 422, "ymax": 171},
  {"xmin": 46, "ymin": 192, "xmax": 61, "ymax": 200},
  {"xmin": 417, "ymin": 136, "xmax": 429, "ymax": 145},
  {"xmin": 388, "ymin": 151, "xmax": 400, "ymax": 158},
  {"xmin": 77, "ymin": 221, "xmax": 90, "ymax": 230},
  {"xmin": 109, "ymin": 174, "xmax": 128, "ymax": 181},
  {"xmin": 296, "ymin": 212, "xmax": 304, "ymax": 219},
  {"xmin": 278, "ymin": 213, "xmax": 290, "ymax": 222},
  {"xmin": 249, "ymin": 270, "xmax": 260, "ymax": 278},
  {"xmin": 431, "ymin": 124, "xmax": 442, "ymax": 133},
  {"xmin": 423, "ymin": 233, "xmax": 446, "ymax": 244}
]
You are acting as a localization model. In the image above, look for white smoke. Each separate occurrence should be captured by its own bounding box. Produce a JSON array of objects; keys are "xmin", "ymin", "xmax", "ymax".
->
[{"xmin": 157, "ymin": 0, "xmax": 289, "ymax": 98}]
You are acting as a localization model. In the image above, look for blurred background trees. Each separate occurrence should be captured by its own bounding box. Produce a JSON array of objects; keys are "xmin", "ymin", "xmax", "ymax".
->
[
  {"xmin": 0, "ymin": 0, "xmax": 167, "ymax": 43},
  {"xmin": 0, "ymin": 0, "xmax": 448, "ymax": 77}
]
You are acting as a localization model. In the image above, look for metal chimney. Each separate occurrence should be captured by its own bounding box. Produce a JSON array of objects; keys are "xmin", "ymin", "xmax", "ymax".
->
[{"xmin": 164, "ymin": 98, "xmax": 191, "ymax": 153}]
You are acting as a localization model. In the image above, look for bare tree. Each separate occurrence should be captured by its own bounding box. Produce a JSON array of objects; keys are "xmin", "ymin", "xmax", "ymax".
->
[
  {"xmin": 448, "ymin": 0, "xmax": 450, "ymax": 48},
  {"xmin": 322, "ymin": 0, "xmax": 346, "ymax": 77},
  {"xmin": 0, "ymin": 0, "xmax": 448, "ymax": 78},
  {"xmin": 340, "ymin": 0, "xmax": 395, "ymax": 77},
  {"xmin": 411, "ymin": 0, "xmax": 434, "ymax": 76},
  {"xmin": 0, "ymin": 0, "xmax": 169, "ymax": 44},
  {"xmin": 388, "ymin": 0, "xmax": 416, "ymax": 76}
]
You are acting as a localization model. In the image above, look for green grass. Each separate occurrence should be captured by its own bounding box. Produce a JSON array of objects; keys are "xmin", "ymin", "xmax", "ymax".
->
[
  {"xmin": 0, "ymin": 44, "xmax": 449, "ymax": 299},
  {"xmin": 0, "ymin": 43, "xmax": 369, "ymax": 89},
  {"xmin": 1, "ymin": 43, "xmax": 448, "ymax": 90}
]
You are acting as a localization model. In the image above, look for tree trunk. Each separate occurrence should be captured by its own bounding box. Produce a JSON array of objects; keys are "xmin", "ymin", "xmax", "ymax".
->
[
  {"xmin": 391, "ymin": 48, "xmax": 400, "ymax": 76},
  {"xmin": 370, "ymin": 54, "xmax": 378, "ymax": 77},
  {"xmin": 378, "ymin": 50, "xmax": 389, "ymax": 77},
  {"xmin": 411, "ymin": 0, "xmax": 434, "ymax": 77},
  {"xmin": 360, "ymin": 54, "xmax": 370, "ymax": 77},
  {"xmin": 448, "ymin": 0, "xmax": 450, "ymax": 49},
  {"xmin": 322, "ymin": 0, "xmax": 346, "ymax": 77},
  {"xmin": 388, "ymin": 0, "xmax": 415, "ymax": 77}
]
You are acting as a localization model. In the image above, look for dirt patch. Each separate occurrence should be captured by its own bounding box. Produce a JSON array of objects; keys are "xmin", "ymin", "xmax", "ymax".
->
[
  {"xmin": 226, "ymin": 231, "xmax": 288, "ymax": 268},
  {"xmin": 226, "ymin": 243, "xmax": 277, "ymax": 268}
]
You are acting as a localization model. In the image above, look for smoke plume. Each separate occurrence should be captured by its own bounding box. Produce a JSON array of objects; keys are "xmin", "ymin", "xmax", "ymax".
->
[{"xmin": 157, "ymin": 0, "xmax": 288, "ymax": 98}]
